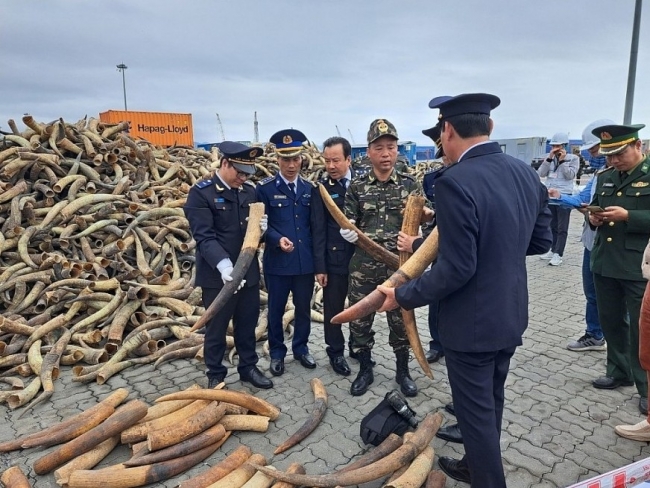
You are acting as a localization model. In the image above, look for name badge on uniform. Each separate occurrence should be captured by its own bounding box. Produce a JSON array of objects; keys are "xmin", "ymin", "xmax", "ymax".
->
[
  {"xmin": 273, "ymin": 195, "xmax": 288, "ymax": 199},
  {"xmin": 632, "ymin": 182, "xmax": 649, "ymax": 187},
  {"xmin": 214, "ymin": 198, "xmax": 225, "ymax": 203},
  {"xmin": 331, "ymin": 193, "xmax": 340, "ymax": 199},
  {"xmin": 603, "ymin": 183, "xmax": 615, "ymax": 188}
]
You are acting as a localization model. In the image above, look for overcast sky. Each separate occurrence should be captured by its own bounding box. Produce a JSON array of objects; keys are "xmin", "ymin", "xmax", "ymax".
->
[{"xmin": 1, "ymin": 1, "xmax": 648, "ymax": 148}]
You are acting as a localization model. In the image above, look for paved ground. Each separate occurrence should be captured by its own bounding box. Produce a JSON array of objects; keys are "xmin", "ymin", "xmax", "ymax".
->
[{"xmin": 2, "ymin": 211, "xmax": 650, "ymax": 487}]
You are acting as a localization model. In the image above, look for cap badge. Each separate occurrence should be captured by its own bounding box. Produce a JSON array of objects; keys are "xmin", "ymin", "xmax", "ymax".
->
[
  {"xmin": 600, "ymin": 132, "xmax": 612, "ymax": 140},
  {"xmin": 377, "ymin": 120, "xmax": 388, "ymax": 133},
  {"xmin": 283, "ymin": 135, "xmax": 293, "ymax": 144},
  {"xmin": 249, "ymin": 150, "xmax": 257, "ymax": 158}
]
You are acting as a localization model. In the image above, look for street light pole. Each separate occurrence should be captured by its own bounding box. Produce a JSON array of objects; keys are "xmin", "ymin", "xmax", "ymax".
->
[
  {"xmin": 116, "ymin": 63, "xmax": 128, "ymax": 111},
  {"xmin": 623, "ymin": 0, "xmax": 642, "ymax": 124}
]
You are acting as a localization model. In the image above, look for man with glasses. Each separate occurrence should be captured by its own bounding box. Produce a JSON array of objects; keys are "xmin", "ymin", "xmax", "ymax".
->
[
  {"xmin": 184, "ymin": 141, "xmax": 273, "ymax": 389},
  {"xmin": 588, "ymin": 123, "xmax": 650, "ymax": 416},
  {"xmin": 256, "ymin": 129, "xmax": 323, "ymax": 377}
]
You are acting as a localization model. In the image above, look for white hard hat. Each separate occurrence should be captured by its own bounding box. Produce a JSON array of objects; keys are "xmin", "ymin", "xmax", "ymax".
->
[
  {"xmin": 580, "ymin": 119, "xmax": 616, "ymax": 151},
  {"xmin": 549, "ymin": 132, "xmax": 569, "ymax": 145}
]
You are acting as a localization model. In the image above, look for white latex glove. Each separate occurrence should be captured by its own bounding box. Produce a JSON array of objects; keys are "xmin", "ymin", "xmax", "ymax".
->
[
  {"xmin": 217, "ymin": 259, "xmax": 246, "ymax": 291},
  {"xmin": 260, "ymin": 214, "xmax": 268, "ymax": 233},
  {"xmin": 216, "ymin": 258, "xmax": 234, "ymax": 285},
  {"xmin": 340, "ymin": 219, "xmax": 359, "ymax": 244}
]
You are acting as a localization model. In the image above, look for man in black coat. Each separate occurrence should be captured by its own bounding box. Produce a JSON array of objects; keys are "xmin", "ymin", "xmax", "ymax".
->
[
  {"xmin": 183, "ymin": 141, "xmax": 273, "ymax": 390},
  {"xmin": 378, "ymin": 93, "xmax": 552, "ymax": 487},
  {"xmin": 312, "ymin": 136, "xmax": 356, "ymax": 376}
]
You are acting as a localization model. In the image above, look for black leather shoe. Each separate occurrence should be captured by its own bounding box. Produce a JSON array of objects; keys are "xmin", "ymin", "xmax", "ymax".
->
[
  {"xmin": 592, "ymin": 376, "xmax": 634, "ymax": 389},
  {"xmin": 436, "ymin": 423, "xmax": 463, "ymax": 444},
  {"xmin": 208, "ymin": 376, "xmax": 225, "ymax": 389},
  {"xmin": 240, "ymin": 366, "xmax": 273, "ymax": 389},
  {"xmin": 438, "ymin": 456, "xmax": 471, "ymax": 484},
  {"xmin": 270, "ymin": 358, "xmax": 284, "ymax": 376},
  {"xmin": 445, "ymin": 402, "xmax": 455, "ymax": 416},
  {"xmin": 426, "ymin": 349, "xmax": 444, "ymax": 363},
  {"xmin": 640, "ymin": 397, "xmax": 648, "ymax": 415},
  {"xmin": 296, "ymin": 353, "xmax": 316, "ymax": 369},
  {"xmin": 330, "ymin": 355, "xmax": 351, "ymax": 376}
]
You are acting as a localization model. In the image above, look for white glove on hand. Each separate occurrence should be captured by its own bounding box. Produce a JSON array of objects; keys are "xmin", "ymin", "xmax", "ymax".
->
[
  {"xmin": 340, "ymin": 220, "xmax": 359, "ymax": 244},
  {"xmin": 260, "ymin": 214, "xmax": 268, "ymax": 233},
  {"xmin": 216, "ymin": 258, "xmax": 234, "ymax": 285},
  {"xmin": 216, "ymin": 259, "xmax": 246, "ymax": 291}
]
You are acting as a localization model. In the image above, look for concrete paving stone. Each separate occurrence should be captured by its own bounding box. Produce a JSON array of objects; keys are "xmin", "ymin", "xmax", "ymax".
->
[
  {"xmin": 510, "ymin": 438, "xmax": 560, "ymax": 468},
  {"xmin": 542, "ymin": 458, "xmax": 591, "ymax": 487},
  {"xmin": 521, "ymin": 425, "xmax": 562, "ymax": 448},
  {"xmin": 502, "ymin": 445, "xmax": 553, "ymax": 477},
  {"xmin": 505, "ymin": 466, "xmax": 550, "ymax": 488}
]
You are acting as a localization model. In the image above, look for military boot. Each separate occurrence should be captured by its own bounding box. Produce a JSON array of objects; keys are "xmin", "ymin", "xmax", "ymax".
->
[
  {"xmin": 350, "ymin": 350, "xmax": 374, "ymax": 396},
  {"xmin": 395, "ymin": 350, "xmax": 418, "ymax": 397}
]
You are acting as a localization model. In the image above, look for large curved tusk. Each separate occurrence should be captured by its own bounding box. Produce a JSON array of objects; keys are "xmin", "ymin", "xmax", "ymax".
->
[
  {"xmin": 398, "ymin": 196, "xmax": 432, "ymax": 379},
  {"xmin": 274, "ymin": 378, "xmax": 327, "ymax": 454},
  {"xmin": 318, "ymin": 184, "xmax": 399, "ymax": 270},
  {"xmin": 332, "ymin": 228, "xmax": 439, "ymax": 325},
  {"xmin": 250, "ymin": 413, "xmax": 442, "ymax": 487},
  {"xmin": 190, "ymin": 202, "xmax": 264, "ymax": 332}
]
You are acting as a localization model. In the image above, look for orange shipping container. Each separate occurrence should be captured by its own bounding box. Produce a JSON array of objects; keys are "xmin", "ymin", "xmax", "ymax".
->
[{"xmin": 99, "ymin": 110, "xmax": 194, "ymax": 147}]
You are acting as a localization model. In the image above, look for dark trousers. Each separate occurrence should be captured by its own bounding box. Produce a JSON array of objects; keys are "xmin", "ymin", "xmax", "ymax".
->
[
  {"xmin": 582, "ymin": 249, "xmax": 603, "ymax": 339},
  {"xmin": 266, "ymin": 273, "xmax": 314, "ymax": 359},
  {"xmin": 550, "ymin": 205, "xmax": 571, "ymax": 256},
  {"xmin": 445, "ymin": 346, "xmax": 515, "ymax": 488},
  {"xmin": 323, "ymin": 272, "xmax": 349, "ymax": 358},
  {"xmin": 593, "ymin": 273, "xmax": 648, "ymax": 397},
  {"xmin": 201, "ymin": 285, "xmax": 259, "ymax": 380},
  {"xmin": 428, "ymin": 301, "xmax": 443, "ymax": 352}
]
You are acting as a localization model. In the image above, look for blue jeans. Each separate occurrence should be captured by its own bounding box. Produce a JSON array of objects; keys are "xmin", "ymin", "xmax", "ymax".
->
[{"xmin": 583, "ymin": 248, "xmax": 603, "ymax": 340}]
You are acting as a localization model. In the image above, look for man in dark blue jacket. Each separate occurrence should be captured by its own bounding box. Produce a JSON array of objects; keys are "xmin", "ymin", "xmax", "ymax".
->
[
  {"xmin": 184, "ymin": 141, "xmax": 273, "ymax": 390},
  {"xmin": 379, "ymin": 93, "xmax": 552, "ymax": 487},
  {"xmin": 312, "ymin": 136, "xmax": 356, "ymax": 376},
  {"xmin": 256, "ymin": 129, "xmax": 322, "ymax": 377}
]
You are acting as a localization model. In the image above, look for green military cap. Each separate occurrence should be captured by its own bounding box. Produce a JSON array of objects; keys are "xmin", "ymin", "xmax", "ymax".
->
[
  {"xmin": 367, "ymin": 119, "xmax": 398, "ymax": 144},
  {"xmin": 592, "ymin": 123, "xmax": 646, "ymax": 155}
]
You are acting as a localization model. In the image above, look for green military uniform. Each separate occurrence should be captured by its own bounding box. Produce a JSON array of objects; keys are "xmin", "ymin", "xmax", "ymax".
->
[
  {"xmin": 344, "ymin": 167, "xmax": 423, "ymax": 352},
  {"xmin": 590, "ymin": 123, "xmax": 650, "ymax": 402}
]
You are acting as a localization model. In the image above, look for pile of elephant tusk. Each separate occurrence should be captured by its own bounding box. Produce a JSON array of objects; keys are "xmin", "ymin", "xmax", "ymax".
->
[{"xmin": 0, "ymin": 114, "xmax": 326, "ymax": 416}]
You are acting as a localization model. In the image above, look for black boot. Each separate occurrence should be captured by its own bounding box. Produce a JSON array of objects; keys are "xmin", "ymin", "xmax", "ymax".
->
[
  {"xmin": 395, "ymin": 350, "xmax": 418, "ymax": 397},
  {"xmin": 350, "ymin": 349, "xmax": 374, "ymax": 396}
]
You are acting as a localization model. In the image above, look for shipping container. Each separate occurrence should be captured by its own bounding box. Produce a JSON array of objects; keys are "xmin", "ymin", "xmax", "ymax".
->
[
  {"xmin": 99, "ymin": 110, "xmax": 194, "ymax": 147},
  {"xmin": 494, "ymin": 137, "xmax": 547, "ymax": 168}
]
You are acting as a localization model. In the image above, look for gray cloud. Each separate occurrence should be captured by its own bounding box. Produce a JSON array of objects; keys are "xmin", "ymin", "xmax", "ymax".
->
[{"xmin": 1, "ymin": 0, "xmax": 647, "ymax": 148}]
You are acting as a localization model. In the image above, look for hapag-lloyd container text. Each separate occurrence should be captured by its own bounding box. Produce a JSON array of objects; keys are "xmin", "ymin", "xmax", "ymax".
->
[{"xmin": 99, "ymin": 110, "xmax": 194, "ymax": 147}]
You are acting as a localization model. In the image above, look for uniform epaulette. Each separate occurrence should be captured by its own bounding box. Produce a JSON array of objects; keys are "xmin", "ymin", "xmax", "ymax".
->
[
  {"xmin": 195, "ymin": 179, "xmax": 213, "ymax": 189},
  {"xmin": 259, "ymin": 175, "xmax": 275, "ymax": 185},
  {"xmin": 597, "ymin": 166, "xmax": 615, "ymax": 175},
  {"xmin": 397, "ymin": 171, "xmax": 415, "ymax": 180},
  {"xmin": 424, "ymin": 163, "xmax": 444, "ymax": 175}
]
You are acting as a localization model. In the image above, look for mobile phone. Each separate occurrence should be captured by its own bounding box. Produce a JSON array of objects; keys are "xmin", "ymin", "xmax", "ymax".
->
[{"xmin": 585, "ymin": 205, "xmax": 605, "ymax": 213}]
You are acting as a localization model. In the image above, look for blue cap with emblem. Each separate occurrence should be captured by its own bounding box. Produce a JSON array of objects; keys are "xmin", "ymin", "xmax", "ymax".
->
[
  {"xmin": 218, "ymin": 141, "xmax": 262, "ymax": 175},
  {"xmin": 429, "ymin": 93, "xmax": 500, "ymax": 121},
  {"xmin": 270, "ymin": 129, "xmax": 307, "ymax": 157}
]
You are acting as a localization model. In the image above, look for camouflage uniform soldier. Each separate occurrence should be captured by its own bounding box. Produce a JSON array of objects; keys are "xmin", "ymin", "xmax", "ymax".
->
[{"xmin": 340, "ymin": 119, "xmax": 430, "ymax": 397}]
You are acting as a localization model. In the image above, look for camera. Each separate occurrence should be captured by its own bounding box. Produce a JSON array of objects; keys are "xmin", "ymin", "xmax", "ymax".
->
[{"xmin": 385, "ymin": 390, "xmax": 418, "ymax": 428}]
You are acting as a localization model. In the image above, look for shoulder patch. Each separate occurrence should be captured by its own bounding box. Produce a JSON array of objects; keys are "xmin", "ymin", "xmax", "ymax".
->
[
  {"xmin": 259, "ymin": 176, "xmax": 274, "ymax": 185},
  {"xmin": 195, "ymin": 179, "xmax": 213, "ymax": 189}
]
